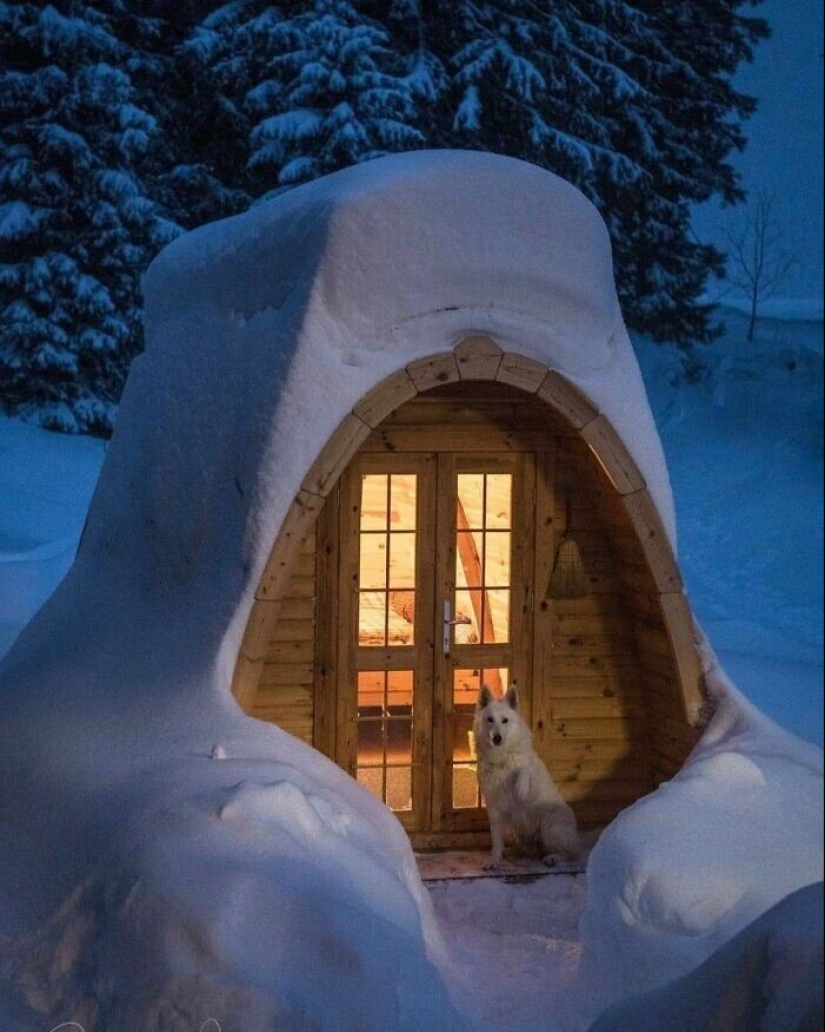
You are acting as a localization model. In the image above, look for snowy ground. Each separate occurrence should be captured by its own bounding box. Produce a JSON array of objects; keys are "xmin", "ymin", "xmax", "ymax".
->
[{"xmin": 427, "ymin": 874, "xmax": 603, "ymax": 1032}]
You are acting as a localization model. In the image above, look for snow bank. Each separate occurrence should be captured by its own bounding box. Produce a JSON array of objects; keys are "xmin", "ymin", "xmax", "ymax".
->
[
  {"xmin": 580, "ymin": 636, "xmax": 824, "ymax": 999},
  {"xmin": 590, "ymin": 881, "xmax": 824, "ymax": 1032},
  {"xmin": 0, "ymin": 746, "xmax": 465, "ymax": 1031}
]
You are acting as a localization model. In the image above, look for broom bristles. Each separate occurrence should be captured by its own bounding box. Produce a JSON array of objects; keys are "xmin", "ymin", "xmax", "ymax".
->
[{"xmin": 548, "ymin": 538, "xmax": 589, "ymax": 599}]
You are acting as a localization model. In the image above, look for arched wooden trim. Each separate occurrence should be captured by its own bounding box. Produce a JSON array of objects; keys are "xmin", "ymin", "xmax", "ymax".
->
[
  {"xmin": 407, "ymin": 352, "xmax": 460, "ymax": 391},
  {"xmin": 232, "ymin": 334, "xmax": 707, "ymax": 732},
  {"xmin": 621, "ymin": 490, "xmax": 682, "ymax": 594},
  {"xmin": 659, "ymin": 592, "xmax": 706, "ymax": 726},
  {"xmin": 581, "ymin": 416, "xmax": 646, "ymax": 495},
  {"xmin": 455, "ymin": 335, "xmax": 502, "ymax": 379},
  {"xmin": 497, "ymin": 353, "xmax": 548, "ymax": 393},
  {"xmin": 301, "ymin": 414, "xmax": 372, "ymax": 497},
  {"xmin": 353, "ymin": 369, "xmax": 418, "ymax": 428}
]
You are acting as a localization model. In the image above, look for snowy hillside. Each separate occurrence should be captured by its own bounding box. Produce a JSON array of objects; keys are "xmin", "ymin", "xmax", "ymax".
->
[
  {"xmin": 636, "ymin": 308, "xmax": 823, "ymax": 745},
  {"xmin": 2, "ymin": 308, "xmax": 821, "ymax": 744}
]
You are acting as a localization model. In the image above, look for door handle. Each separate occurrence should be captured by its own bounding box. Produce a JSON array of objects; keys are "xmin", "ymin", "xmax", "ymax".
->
[{"xmin": 443, "ymin": 600, "xmax": 471, "ymax": 655}]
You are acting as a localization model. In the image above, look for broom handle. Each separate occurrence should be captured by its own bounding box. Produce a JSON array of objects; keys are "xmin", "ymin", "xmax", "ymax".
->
[{"xmin": 565, "ymin": 491, "xmax": 573, "ymax": 538}]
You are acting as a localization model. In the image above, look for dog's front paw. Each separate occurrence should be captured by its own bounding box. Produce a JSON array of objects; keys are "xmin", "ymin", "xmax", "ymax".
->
[{"xmin": 482, "ymin": 857, "xmax": 504, "ymax": 871}]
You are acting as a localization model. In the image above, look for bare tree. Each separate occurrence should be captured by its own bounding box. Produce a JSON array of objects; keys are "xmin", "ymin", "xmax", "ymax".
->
[{"xmin": 724, "ymin": 190, "xmax": 798, "ymax": 341}]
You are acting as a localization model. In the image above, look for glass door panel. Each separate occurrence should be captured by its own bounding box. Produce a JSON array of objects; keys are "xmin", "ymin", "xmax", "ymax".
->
[
  {"xmin": 337, "ymin": 454, "xmax": 435, "ymax": 833},
  {"xmin": 435, "ymin": 454, "xmax": 533, "ymax": 830},
  {"xmin": 358, "ymin": 472, "xmax": 417, "ymax": 647},
  {"xmin": 356, "ymin": 670, "xmax": 414, "ymax": 812}
]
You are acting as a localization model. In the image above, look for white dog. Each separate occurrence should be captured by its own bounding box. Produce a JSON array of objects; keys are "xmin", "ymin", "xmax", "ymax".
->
[{"xmin": 474, "ymin": 684, "xmax": 581, "ymax": 869}]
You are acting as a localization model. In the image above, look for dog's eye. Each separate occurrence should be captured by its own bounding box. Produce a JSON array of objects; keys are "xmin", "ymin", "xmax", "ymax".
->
[
  {"xmin": 486, "ymin": 717, "xmax": 494, "ymax": 724},
  {"xmin": 502, "ymin": 718, "xmax": 509, "ymax": 724}
]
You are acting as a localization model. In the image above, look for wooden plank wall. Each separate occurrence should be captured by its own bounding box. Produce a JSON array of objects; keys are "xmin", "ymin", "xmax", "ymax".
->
[
  {"xmin": 608, "ymin": 503, "xmax": 701, "ymax": 782},
  {"xmin": 540, "ymin": 434, "xmax": 654, "ymax": 827},
  {"xmin": 248, "ymin": 529, "xmax": 318, "ymax": 743},
  {"xmin": 243, "ymin": 381, "xmax": 697, "ymax": 830}
]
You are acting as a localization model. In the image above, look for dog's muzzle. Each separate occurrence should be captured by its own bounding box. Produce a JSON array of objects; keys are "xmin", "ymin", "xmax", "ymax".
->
[{"xmin": 492, "ymin": 733, "xmax": 502, "ymax": 746}]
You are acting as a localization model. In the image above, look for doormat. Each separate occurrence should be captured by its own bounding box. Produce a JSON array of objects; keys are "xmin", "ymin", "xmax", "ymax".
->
[{"xmin": 416, "ymin": 850, "xmax": 586, "ymax": 883}]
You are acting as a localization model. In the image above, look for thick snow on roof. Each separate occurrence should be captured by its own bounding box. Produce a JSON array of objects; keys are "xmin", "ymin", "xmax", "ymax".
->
[{"xmin": 85, "ymin": 149, "xmax": 674, "ymax": 633}]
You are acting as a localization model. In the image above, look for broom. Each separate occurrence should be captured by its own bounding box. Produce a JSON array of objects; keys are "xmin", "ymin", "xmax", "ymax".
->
[{"xmin": 548, "ymin": 491, "xmax": 589, "ymax": 599}]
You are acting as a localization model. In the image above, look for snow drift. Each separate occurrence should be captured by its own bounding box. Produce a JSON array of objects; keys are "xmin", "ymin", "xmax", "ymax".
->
[
  {"xmin": 0, "ymin": 151, "xmax": 821, "ymax": 1029},
  {"xmin": 590, "ymin": 881, "xmax": 824, "ymax": 1032},
  {"xmin": 580, "ymin": 634, "xmax": 823, "ymax": 1001}
]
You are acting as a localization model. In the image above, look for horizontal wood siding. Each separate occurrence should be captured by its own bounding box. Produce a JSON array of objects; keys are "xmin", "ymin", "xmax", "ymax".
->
[
  {"xmin": 608, "ymin": 493, "xmax": 700, "ymax": 781},
  {"xmin": 539, "ymin": 433, "xmax": 655, "ymax": 822},
  {"xmin": 249, "ymin": 529, "xmax": 318, "ymax": 743}
]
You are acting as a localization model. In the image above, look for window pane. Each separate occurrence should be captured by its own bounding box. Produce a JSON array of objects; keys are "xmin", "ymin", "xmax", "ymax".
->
[
  {"xmin": 482, "ymin": 668, "xmax": 509, "ymax": 698},
  {"xmin": 390, "ymin": 475, "xmax": 417, "ymax": 531},
  {"xmin": 456, "ymin": 529, "xmax": 484, "ymax": 589},
  {"xmin": 484, "ymin": 532, "xmax": 511, "ymax": 587},
  {"xmin": 359, "ymin": 592, "xmax": 386, "ymax": 646},
  {"xmin": 486, "ymin": 474, "xmax": 512, "ymax": 529},
  {"xmin": 453, "ymin": 668, "xmax": 481, "ymax": 707},
  {"xmin": 453, "ymin": 668, "xmax": 509, "ymax": 706},
  {"xmin": 361, "ymin": 475, "xmax": 388, "ymax": 531},
  {"xmin": 387, "ymin": 718, "xmax": 412, "ymax": 766},
  {"xmin": 387, "ymin": 670, "xmax": 414, "ymax": 712},
  {"xmin": 360, "ymin": 534, "xmax": 387, "ymax": 590},
  {"xmin": 484, "ymin": 590, "xmax": 510, "ymax": 644},
  {"xmin": 457, "ymin": 474, "xmax": 484, "ymax": 529},
  {"xmin": 387, "ymin": 601, "xmax": 415, "ymax": 646},
  {"xmin": 358, "ymin": 671, "xmax": 385, "ymax": 713},
  {"xmin": 357, "ymin": 720, "xmax": 383, "ymax": 766},
  {"xmin": 453, "ymin": 766, "xmax": 480, "ymax": 810},
  {"xmin": 454, "ymin": 589, "xmax": 481, "ymax": 644},
  {"xmin": 357, "ymin": 767, "xmax": 383, "ymax": 800},
  {"xmin": 387, "ymin": 590, "xmax": 415, "ymax": 646},
  {"xmin": 389, "ymin": 532, "xmax": 416, "ymax": 589},
  {"xmin": 386, "ymin": 768, "xmax": 412, "ymax": 812},
  {"xmin": 452, "ymin": 710, "xmax": 475, "ymax": 763}
]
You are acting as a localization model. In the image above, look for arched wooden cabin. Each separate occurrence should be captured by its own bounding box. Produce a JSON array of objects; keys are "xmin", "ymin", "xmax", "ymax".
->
[{"xmin": 232, "ymin": 338, "xmax": 706, "ymax": 849}]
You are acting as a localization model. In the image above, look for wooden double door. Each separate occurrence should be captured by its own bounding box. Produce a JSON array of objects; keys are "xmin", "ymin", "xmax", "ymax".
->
[{"xmin": 325, "ymin": 449, "xmax": 543, "ymax": 841}]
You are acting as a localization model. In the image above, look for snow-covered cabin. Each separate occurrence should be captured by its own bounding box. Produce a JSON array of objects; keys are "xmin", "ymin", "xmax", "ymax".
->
[
  {"xmin": 121, "ymin": 148, "xmax": 703, "ymax": 846},
  {"xmin": 6, "ymin": 152, "xmax": 704, "ymax": 851}
]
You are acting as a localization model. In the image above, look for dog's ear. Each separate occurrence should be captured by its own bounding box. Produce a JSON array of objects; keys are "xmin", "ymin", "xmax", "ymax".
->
[
  {"xmin": 505, "ymin": 684, "xmax": 519, "ymax": 711},
  {"xmin": 478, "ymin": 684, "xmax": 494, "ymax": 710}
]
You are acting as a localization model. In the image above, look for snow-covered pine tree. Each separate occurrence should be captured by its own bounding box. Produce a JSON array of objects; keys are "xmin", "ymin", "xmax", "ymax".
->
[
  {"xmin": 188, "ymin": 0, "xmax": 428, "ymax": 197},
  {"xmin": 115, "ymin": 0, "xmax": 252, "ymax": 231},
  {"xmin": 249, "ymin": 0, "xmax": 428, "ymax": 192},
  {"xmin": 599, "ymin": 0, "xmax": 769, "ymax": 342},
  {"xmin": 428, "ymin": 0, "xmax": 767, "ymax": 343},
  {"xmin": 0, "ymin": 1, "xmax": 180, "ymax": 433}
]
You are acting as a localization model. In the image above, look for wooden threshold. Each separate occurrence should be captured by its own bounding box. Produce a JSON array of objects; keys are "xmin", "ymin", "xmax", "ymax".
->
[{"xmin": 416, "ymin": 850, "xmax": 586, "ymax": 882}]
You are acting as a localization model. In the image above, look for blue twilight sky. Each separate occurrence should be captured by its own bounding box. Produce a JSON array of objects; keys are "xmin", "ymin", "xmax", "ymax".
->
[{"xmin": 692, "ymin": 0, "xmax": 824, "ymax": 302}]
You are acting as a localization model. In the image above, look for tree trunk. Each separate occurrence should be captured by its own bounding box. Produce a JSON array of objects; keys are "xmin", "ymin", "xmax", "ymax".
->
[{"xmin": 748, "ymin": 294, "xmax": 758, "ymax": 342}]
